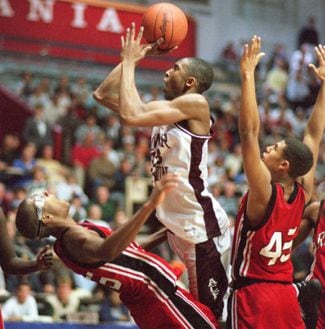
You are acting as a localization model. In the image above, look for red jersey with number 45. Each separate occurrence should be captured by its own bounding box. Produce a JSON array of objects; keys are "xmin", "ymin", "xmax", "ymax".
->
[{"xmin": 231, "ymin": 182, "xmax": 305, "ymax": 283}]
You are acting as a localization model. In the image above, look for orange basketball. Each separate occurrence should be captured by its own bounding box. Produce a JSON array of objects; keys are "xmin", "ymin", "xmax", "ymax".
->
[{"xmin": 141, "ymin": 3, "xmax": 188, "ymax": 50}]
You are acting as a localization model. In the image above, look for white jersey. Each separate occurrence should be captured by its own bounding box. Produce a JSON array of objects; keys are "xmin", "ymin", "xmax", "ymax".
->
[{"xmin": 151, "ymin": 121, "xmax": 229, "ymax": 244}]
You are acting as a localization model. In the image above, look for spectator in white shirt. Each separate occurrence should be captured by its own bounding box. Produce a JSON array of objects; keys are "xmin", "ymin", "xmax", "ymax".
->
[{"xmin": 2, "ymin": 280, "xmax": 39, "ymax": 321}]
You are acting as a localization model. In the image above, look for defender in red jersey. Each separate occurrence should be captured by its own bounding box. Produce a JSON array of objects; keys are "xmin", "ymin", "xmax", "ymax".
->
[
  {"xmin": 15, "ymin": 174, "xmax": 220, "ymax": 329},
  {"xmin": 294, "ymin": 200, "xmax": 325, "ymax": 329},
  {"xmin": 228, "ymin": 39, "xmax": 325, "ymax": 329}
]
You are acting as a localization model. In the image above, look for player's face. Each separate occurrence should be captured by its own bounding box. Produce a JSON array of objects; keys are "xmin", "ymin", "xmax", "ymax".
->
[
  {"xmin": 39, "ymin": 191, "xmax": 70, "ymax": 219},
  {"xmin": 163, "ymin": 60, "xmax": 188, "ymax": 100},
  {"xmin": 262, "ymin": 140, "xmax": 286, "ymax": 171}
]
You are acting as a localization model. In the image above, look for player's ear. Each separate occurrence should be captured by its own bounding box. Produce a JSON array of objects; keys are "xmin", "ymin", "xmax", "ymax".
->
[
  {"xmin": 280, "ymin": 159, "xmax": 290, "ymax": 172},
  {"xmin": 185, "ymin": 76, "xmax": 196, "ymax": 88}
]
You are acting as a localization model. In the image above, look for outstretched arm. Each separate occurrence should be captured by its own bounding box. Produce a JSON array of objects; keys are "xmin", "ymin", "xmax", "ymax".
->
[
  {"xmin": 93, "ymin": 23, "xmax": 172, "ymax": 116},
  {"xmin": 78, "ymin": 173, "xmax": 179, "ymax": 262},
  {"xmin": 239, "ymin": 36, "xmax": 271, "ymax": 226},
  {"xmin": 140, "ymin": 227, "xmax": 168, "ymax": 251},
  {"xmin": 93, "ymin": 64, "xmax": 122, "ymax": 113},
  {"xmin": 0, "ymin": 208, "xmax": 53, "ymax": 274},
  {"xmin": 299, "ymin": 45, "xmax": 325, "ymax": 202}
]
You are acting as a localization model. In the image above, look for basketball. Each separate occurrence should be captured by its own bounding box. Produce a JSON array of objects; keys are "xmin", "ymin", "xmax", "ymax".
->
[{"xmin": 141, "ymin": 3, "xmax": 188, "ymax": 50}]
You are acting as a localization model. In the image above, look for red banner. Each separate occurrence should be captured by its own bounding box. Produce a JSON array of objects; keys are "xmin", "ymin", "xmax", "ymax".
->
[{"xmin": 0, "ymin": 0, "xmax": 196, "ymax": 71}]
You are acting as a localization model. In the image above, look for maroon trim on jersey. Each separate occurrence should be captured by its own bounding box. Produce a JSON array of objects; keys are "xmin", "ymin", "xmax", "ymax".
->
[
  {"xmin": 189, "ymin": 136, "xmax": 221, "ymax": 238},
  {"xmin": 174, "ymin": 116, "xmax": 215, "ymax": 138}
]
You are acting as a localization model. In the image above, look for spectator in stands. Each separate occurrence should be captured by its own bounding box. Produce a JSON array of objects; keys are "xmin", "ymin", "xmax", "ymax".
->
[
  {"xmin": 88, "ymin": 185, "xmax": 116, "ymax": 224},
  {"xmin": 22, "ymin": 104, "xmax": 53, "ymax": 154},
  {"xmin": 86, "ymin": 204, "xmax": 109, "ymax": 228},
  {"xmin": 36, "ymin": 144, "xmax": 68, "ymax": 188},
  {"xmin": 68, "ymin": 194, "xmax": 87, "ymax": 223},
  {"xmin": 87, "ymin": 139, "xmax": 117, "ymax": 194},
  {"xmin": 15, "ymin": 71, "xmax": 34, "ymax": 101},
  {"xmin": 263, "ymin": 57, "xmax": 289, "ymax": 103},
  {"xmin": 26, "ymin": 165, "xmax": 49, "ymax": 196},
  {"xmin": 224, "ymin": 143, "xmax": 243, "ymax": 182},
  {"xmin": 102, "ymin": 114, "xmax": 121, "ymax": 148},
  {"xmin": 218, "ymin": 180, "xmax": 241, "ymax": 220},
  {"xmin": 117, "ymin": 126, "xmax": 136, "ymax": 163},
  {"xmin": 2, "ymin": 280, "xmax": 39, "ymax": 322},
  {"xmin": 55, "ymin": 174, "xmax": 88, "ymax": 206},
  {"xmin": 289, "ymin": 43, "xmax": 314, "ymax": 77},
  {"xmin": 71, "ymin": 77, "xmax": 90, "ymax": 105},
  {"xmin": 110, "ymin": 157, "xmax": 135, "ymax": 210},
  {"xmin": 75, "ymin": 113, "xmax": 102, "ymax": 145},
  {"xmin": 53, "ymin": 75, "xmax": 72, "ymax": 115},
  {"xmin": 0, "ymin": 132, "xmax": 21, "ymax": 168},
  {"xmin": 71, "ymin": 131, "xmax": 101, "ymax": 188},
  {"xmin": 112, "ymin": 209, "xmax": 129, "ymax": 229},
  {"xmin": 12, "ymin": 143, "xmax": 37, "ymax": 188},
  {"xmin": 57, "ymin": 105, "xmax": 83, "ymax": 165},
  {"xmin": 286, "ymin": 66, "xmax": 312, "ymax": 111},
  {"xmin": 220, "ymin": 41, "xmax": 239, "ymax": 72},
  {"xmin": 266, "ymin": 43, "xmax": 289, "ymax": 72},
  {"xmin": 46, "ymin": 276, "xmax": 81, "ymax": 321},
  {"xmin": 297, "ymin": 16, "xmax": 320, "ymax": 49},
  {"xmin": 98, "ymin": 289, "xmax": 131, "ymax": 323},
  {"xmin": 9, "ymin": 187, "xmax": 27, "ymax": 211},
  {"xmin": 43, "ymin": 92, "xmax": 64, "ymax": 127},
  {"xmin": 28, "ymin": 83, "xmax": 51, "ymax": 111}
]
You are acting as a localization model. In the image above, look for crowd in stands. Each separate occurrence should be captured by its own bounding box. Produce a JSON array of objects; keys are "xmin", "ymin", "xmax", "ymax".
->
[{"xmin": 0, "ymin": 20, "xmax": 324, "ymax": 323}]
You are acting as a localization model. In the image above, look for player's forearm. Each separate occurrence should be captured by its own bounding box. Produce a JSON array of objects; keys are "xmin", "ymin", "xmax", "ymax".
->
[
  {"xmin": 304, "ymin": 81, "xmax": 325, "ymax": 142},
  {"xmin": 93, "ymin": 63, "xmax": 122, "ymax": 112},
  {"xmin": 3, "ymin": 258, "xmax": 40, "ymax": 275},
  {"xmin": 98, "ymin": 201, "xmax": 155, "ymax": 261},
  {"xmin": 119, "ymin": 61, "xmax": 146, "ymax": 124},
  {"xmin": 239, "ymin": 73, "xmax": 260, "ymax": 136},
  {"xmin": 141, "ymin": 227, "xmax": 168, "ymax": 251}
]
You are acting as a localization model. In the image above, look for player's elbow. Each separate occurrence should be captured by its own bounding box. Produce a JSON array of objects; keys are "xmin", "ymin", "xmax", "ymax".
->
[
  {"xmin": 120, "ymin": 113, "xmax": 136, "ymax": 126},
  {"xmin": 93, "ymin": 90, "xmax": 104, "ymax": 104}
]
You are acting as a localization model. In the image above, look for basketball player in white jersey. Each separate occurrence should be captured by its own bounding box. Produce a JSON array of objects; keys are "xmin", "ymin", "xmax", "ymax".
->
[{"xmin": 94, "ymin": 23, "xmax": 231, "ymax": 319}]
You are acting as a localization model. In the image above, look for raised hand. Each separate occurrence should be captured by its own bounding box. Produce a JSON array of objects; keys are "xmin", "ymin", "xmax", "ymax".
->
[
  {"xmin": 36, "ymin": 245, "xmax": 53, "ymax": 270},
  {"xmin": 120, "ymin": 22, "xmax": 176, "ymax": 64},
  {"xmin": 309, "ymin": 44, "xmax": 325, "ymax": 81},
  {"xmin": 240, "ymin": 35, "xmax": 265, "ymax": 74}
]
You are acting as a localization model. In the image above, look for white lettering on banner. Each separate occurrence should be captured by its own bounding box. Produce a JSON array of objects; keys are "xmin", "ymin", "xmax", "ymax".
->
[
  {"xmin": 2, "ymin": 0, "xmax": 124, "ymax": 34},
  {"xmin": 71, "ymin": 3, "xmax": 87, "ymax": 28},
  {"xmin": 97, "ymin": 8, "xmax": 123, "ymax": 33},
  {"xmin": 27, "ymin": 0, "xmax": 55, "ymax": 23},
  {"xmin": 0, "ymin": 0, "xmax": 14, "ymax": 17}
]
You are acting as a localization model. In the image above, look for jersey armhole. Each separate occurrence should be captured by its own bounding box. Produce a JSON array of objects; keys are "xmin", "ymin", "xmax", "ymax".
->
[{"xmin": 244, "ymin": 183, "xmax": 277, "ymax": 231}]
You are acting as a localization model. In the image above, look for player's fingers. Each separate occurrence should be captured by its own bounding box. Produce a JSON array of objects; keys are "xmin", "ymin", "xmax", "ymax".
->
[
  {"xmin": 137, "ymin": 26, "xmax": 144, "ymax": 42},
  {"xmin": 257, "ymin": 52, "xmax": 266, "ymax": 62},
  {"xmin": 125, "ymin": 27, "xmax": 130, "ymax": 45},
  {"xmin": 316, "ymin": 44, "xmax": 325, "ymax": 61},
  {"xmin": 130, "ymin": 22, "xmax": 136, "ymax": 41},
  {"xmin": 308, "ymin": 64, "xmax": 319, "ymax": 77},
  {"xmin": 243, "ymin": 44, "xmax": 248, "ymax": 57}
]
